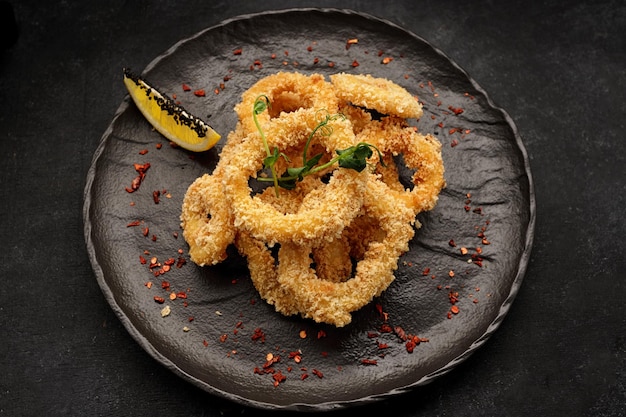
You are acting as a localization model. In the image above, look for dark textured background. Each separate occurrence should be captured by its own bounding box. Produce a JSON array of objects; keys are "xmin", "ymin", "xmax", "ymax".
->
[{"xmin": 1, "ymin": 1, "xmax": 624, "ymax": 416}]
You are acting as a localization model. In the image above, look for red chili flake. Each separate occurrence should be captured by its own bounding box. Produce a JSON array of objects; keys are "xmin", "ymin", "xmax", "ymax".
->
[
  {"xmin": 450, "ymin": 305, "xmax": 460, "ymax": 315},
  {"xmin": 394, "ymin": 326, "xmax": 407, "ymax": 341},
  {"xmin": 317, "ymin": 330, "xmax": 326, "ymax": 339},
  {"xmin": 270, "ymin": 53, "xmax": 276, "ymax": 59},
  {"xmin": 126, "ymin": 220, "xmax": 141, "ymax": 227},
  {"xmin": 176, "ymin": 257, "xmax": 186, "ymax": 268},
  {"xmin": 311, "ymin": 369, "xmax": 324, "ymax": 378},
  {"xmin": 272, "ymin": 371, "xmax": 287, "ymax": 386},
  {"xmin": 152, "ymin": 190, "xmax": 160, "ymax": 204},
  {"xmin": 377, "ymin": 50, "xmax": 384, "ymax": 57},
  {"xmin": 153, "ymin": 296, "xmax": 165, "ymax": 304},
  {"xmin": 142, "ymin": 227, "xmax": 149, "ymax": 236},
  {"xmin": 251, "ymin": 328, "xmax": 266, "ymax": 342},
  {"xmin": 351, "ymin": 59, "xmax": 360, "ymax": 67},
  {"xmin": 464, "ymin": 205, "xmax": 471, "ymax": 212},
  {"xmin": 313, "ymin": 57, "xmax": 319, "ymax": 64},
  {"xmin": 449, "ymin": 291, "xmax": 459, "ymax": 304},
  {"xmin": 176, "ymin": 291, "xmax": 187, "ymax": 299},
  {"xmin": 138, "ymin": 149, "xmax": 148, "ymax": 155},
  {"xmin": 151, "ymin": 234, "xmax": 157, "ymax": 242},
  {"xmin": 125, "ymin": 176, "xmax": 140, "ymax": 193},
  {"xmin": 134, "ymin": 162, "xmax": 150, "ymax": 175},
  {"xmin": 193, "ymin": 89, "xmax": 206, "ymax": 97},
  {"xmin": 380, "ymin": 323, "xmax": 393, "ymax": 333},
  {"xmin": 449, "ymin": 128, "xmax": 459, "ymax": 135},
  {"xmin": 233, "ymin": 48, "xmax": 242, "ymax": 55},
  {"xmin": 361, "ymin": 359, "xmax": 378, "ymax": 366},
  {"xmin": 155, "ymin": 143, "xmax": 162, "ymax": 149},
  {"xmin": 381, "ymin": 57, "xmax": 393, "ymax": 64},
  {"xmin": 182, "ymin": 83, "xmax": 191, "ymax": 91},
  {"xmin": 367, "ymin": 332, "xmax": 379, "ymax": 338},
  {"xmin": 219, "ymin": 334, "xmax": 228, "ymax": 343},
  {"xmin": 161, "ymin": 281, "xmax": 170, "ymax": 290},
  {"xmin": 203, "ymin": 339, "xmax": 209, "ymax": 347},
  {"xmin": 300, "ymin": 373, "xmax": 309, "ymax": 380},
  {"xmin": 451, "ymin": 139, "xmax": 459, "ymax": 147},
  {"xmin": 406, "ymin": 340, "xmax": 417, "ymax": 353},
  {"xmin": 448, "ymin": 105, "xmax": 464, "ymax": 115},
  {"xmin": 422, "ymin": 267, "xmax": 430, "ymax": 276},
  {"xmin": 307, "ymin": 45, "xmax": 313, "ymax": 52},
  {"xmin": 448, "ymin": 239, "xmax": 456, "ymax": 247},
  {"xmin": 377, "ymin": 342, "xmax": 389, "ymax": 349},
  {"xmin": 328, "ymin": 61, "xmax": 335, "ymax": 68},
  {"xmin": 139, "ymin": 255, "xmax": 147, "ymax": 264}
]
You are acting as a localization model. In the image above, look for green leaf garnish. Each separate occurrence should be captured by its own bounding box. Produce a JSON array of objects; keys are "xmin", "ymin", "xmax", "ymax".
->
[{"xmin": 252, "ymin": 97, "xmax": 384, "ymax": 195}]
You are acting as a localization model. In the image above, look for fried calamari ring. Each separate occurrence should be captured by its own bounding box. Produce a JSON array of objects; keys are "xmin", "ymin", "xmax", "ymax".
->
[
  {"xmin": 234, "ymin": 72, "xmax": 339, "ymax": 135},
  {"xmin": 357, "ymin": 116, "xmax": 446, "ymax": 215},
  {"xmin": 276, "ymin": 177, "xmax": 417, "ymax": 327},
  {"xmin": 312, "ymin": 234, "xmax": 353, "ymax": 283},
  {"xmin": 330, "ymin": 73, "xmax": 423, "ymax": 119},
  {"xmin": 235, "ymin": 231, "xmax": 299, "ymax": 316},
  {"xmin": 180, "ymin": 126, "xmax": 246, "ymax": 266},
  {"xmin": 180, "ymin": 173, "xmax": 234, "ymax": 266},
  {"xmin": 223, "ymin": 110, "xmax": 368, "ymax": 246}
]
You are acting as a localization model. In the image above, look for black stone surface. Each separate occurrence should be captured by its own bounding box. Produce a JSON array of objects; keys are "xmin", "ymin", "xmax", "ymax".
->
[{"xmin": 1, "ymin": 1, "xmax": 624, "ymax": 416}]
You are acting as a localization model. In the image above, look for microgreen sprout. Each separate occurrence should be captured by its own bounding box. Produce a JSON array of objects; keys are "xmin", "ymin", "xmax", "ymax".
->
[{"xmin": 253, "ymin": 96, "xmax": 384, "ymax": 195}]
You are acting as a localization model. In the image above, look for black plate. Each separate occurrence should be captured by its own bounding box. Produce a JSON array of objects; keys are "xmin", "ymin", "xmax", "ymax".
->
[{"xmin": 83, "ymin": 8, "xmax": 535, "ymax": 411}]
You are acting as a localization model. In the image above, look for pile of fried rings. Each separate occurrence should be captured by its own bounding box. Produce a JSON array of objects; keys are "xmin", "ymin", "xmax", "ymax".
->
[{"xmin": 181, "ymin": 72, "xmax": 445, "ymax": 327}]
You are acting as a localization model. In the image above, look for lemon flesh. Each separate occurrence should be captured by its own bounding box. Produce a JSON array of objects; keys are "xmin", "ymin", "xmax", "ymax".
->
[{"xmin": 123, "ymin": 68, "xmax": 221, "ymax": 152}]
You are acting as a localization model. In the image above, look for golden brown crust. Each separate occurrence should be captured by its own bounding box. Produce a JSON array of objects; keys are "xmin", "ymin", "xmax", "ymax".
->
[{"xmin": 181, "ymin": 71, "xmax": 445, "ymax": 327}]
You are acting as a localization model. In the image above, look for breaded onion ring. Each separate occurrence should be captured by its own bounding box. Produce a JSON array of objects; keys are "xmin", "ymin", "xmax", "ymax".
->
[
  {"xmin": 330, "ymin": 73, "xmax": 423, "ymax": 119},
  {"xmin": 276, "ymin": 177, "xmax": 417, "ymax": 327}
]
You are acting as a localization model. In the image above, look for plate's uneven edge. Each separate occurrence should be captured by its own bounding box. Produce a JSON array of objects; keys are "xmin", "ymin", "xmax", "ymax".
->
[{"xmin": 83, "ymin": 8, "xmax": 535, "ymax": 412}]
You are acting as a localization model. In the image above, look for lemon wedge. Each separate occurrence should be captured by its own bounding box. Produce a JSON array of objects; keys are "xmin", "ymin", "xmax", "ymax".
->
[{"xmin": 123, "ymin": 68, "xmax": 221, "ymax": 152}]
